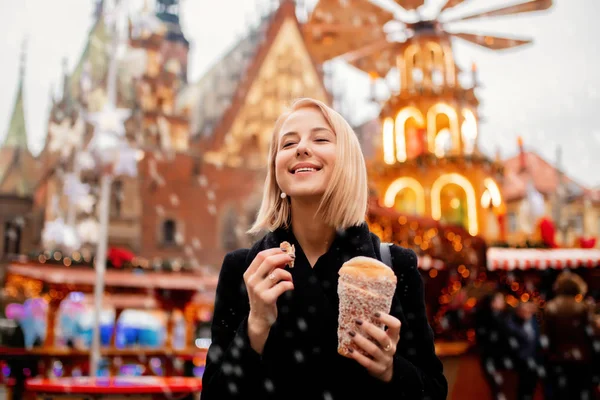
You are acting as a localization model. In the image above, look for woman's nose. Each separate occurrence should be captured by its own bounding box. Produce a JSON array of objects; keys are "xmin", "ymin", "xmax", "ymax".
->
[{"xmin": 296, "ymin": 141, "xmax": 311, "ymax": 157}]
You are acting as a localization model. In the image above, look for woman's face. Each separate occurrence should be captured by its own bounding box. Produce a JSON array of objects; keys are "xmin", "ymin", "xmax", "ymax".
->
[{"xmin": 275, "ymin": 107, "xmax": 337, "ymax": 201}]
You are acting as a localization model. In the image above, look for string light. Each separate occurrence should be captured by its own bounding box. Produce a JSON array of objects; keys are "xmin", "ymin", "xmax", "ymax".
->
[
  {"xmin": 395, "ymin": 107, "xmax": 424, "ymax": 162},
  {"xmin": 427, "ymin": 103, "xmax": 459, "ymax": 153},
  {"xmin": 483, "ymin": 178, "xmax": 502, "ymax": 207},
  {"xmin": 431, "ymin": 173, "xmax": 479, "ymax": 236},
  {"xmin": 382, "ymin": 117, "xmax": 395, "ymax": 164},
  {"xmin": 383, "ymin": 177, "xmax": 426, "ymax": 214}
]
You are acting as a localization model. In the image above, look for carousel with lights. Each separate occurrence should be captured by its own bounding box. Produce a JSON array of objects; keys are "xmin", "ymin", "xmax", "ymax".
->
[{"xmin": 302, "ymin": 0, "xmax": 553, "ymax": 341}]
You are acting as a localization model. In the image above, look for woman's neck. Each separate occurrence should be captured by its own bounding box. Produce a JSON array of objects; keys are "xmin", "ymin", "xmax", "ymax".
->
[{"xmin": 290, "ymin": 198, "xmax": 336, "ymax": 267}]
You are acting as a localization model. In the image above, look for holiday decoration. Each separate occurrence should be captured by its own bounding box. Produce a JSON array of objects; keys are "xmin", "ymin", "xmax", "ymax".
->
[
  {"xmin": 538, "ymin": 217, "xmax": 557, "ymax": 248},
  {"xmin": 42, "ymin": 218, "xmax": 81, "ymax": 253},
  {"xmin": 47, "ymin": 117, "xmax": 85, "ymax": 160},
  {"xmin": 107, "ymin": 247, "xmax": 135, "ymax": 268}
]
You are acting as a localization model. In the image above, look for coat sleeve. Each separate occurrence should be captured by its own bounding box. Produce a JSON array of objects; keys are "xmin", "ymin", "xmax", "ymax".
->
[
  {"xmin": 201, "ymin": 249, "xmax": 266, "ymax": 399},
  {"xmin": 383, "ymin": 246, "xmax": 448, "ymax": 399}
]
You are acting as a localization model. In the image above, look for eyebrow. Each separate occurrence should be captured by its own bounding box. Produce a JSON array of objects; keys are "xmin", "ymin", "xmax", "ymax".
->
[{"xmin": 281, "ymin": 127, "xmax": 333, "ymax": 138}]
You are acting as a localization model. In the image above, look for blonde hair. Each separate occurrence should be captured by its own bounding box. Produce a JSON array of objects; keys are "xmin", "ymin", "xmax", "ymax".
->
[{"xmin": 248, "ymin": 98, "xmax": 368, "ymax": 234}]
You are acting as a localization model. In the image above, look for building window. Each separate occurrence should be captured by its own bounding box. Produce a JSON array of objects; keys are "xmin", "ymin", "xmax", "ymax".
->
[
  {"xmin": 111, "ymin": 180, "xmax": 124, "ymax": 217},
  {"xmin": 508, "ymin": 212, "xmax": 517, "ymax": 233},
  {"xmin": 162, "ymin": 219, "xmax": 177, "ymax": 246},
  {"xmin": 3, "ymin": 221, "xmax": 22, "ymax": 256}
]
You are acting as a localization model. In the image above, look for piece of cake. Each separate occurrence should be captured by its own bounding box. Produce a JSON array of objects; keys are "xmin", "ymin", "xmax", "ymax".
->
[{"xmin": 280, "ymin": 241, "xmax": 295, "ymax": 268}]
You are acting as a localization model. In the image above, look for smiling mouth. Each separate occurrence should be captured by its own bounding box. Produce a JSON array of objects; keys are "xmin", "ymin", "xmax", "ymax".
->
[{"xmin": 292, "ymin": 167, "xmax": 321, "ymax": 174}]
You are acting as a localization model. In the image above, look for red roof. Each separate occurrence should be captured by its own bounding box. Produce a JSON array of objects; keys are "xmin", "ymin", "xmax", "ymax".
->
[{"xmin": 502, "ymin": 151, "xmax": 587, "ymax": 202}]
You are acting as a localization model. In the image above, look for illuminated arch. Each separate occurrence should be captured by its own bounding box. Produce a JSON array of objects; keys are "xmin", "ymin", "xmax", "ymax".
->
[
  {"xmin": 481, "ymin": 178, "xmax": 502, "ymax": 208},
  {"xmin": 442, "ymin": 44, "xmax": 456, "ymax": 86},
  {"xmin": 384, "ymin": 177, "xmax": 426, "ymax": 215},
  {"xmin": 431, "ymin": 173, "xmax": 478, "ymax": 236},
  {"xmin": 395, "ymin": 107, "xmax": 425, "ymax": 162},
  {"xmin": 404, "ymin": 44, "xmax": 420, "ymax": 88},
  {"xmin": 425, "ymin": 42, "xmax": 444, "ymax": 67},
  {"xmin": 383, "ymin": 117, "xmax": 395, "ymax": 165},
  {"xmin": 461, "ymin": 109, "xmax": 478, "ymax": 155},
  {"xmin": 424, "ymin": 42, "xmax": 444, "ymax": 87},
  {"xmin": 427, "ymin": 103, "xmax": 460, "ymax": 154},
  {"xmin": 434, "ymin": 128, "xmax": 452, "ymax": 157}
]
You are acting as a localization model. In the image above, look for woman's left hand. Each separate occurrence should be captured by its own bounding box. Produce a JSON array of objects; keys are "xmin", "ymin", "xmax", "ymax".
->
[{"xmin": 348, "ymin": 312, "xmax": 401, "ymax": 383}]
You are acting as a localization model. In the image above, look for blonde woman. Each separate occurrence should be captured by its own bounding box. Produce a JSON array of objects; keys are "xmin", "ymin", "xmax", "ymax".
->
[{"xmin": 201, "ymin": 98, "xmax": 447, "ymax": 399}]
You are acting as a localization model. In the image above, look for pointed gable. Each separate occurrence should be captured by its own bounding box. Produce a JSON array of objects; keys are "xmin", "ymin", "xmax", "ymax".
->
[
  {"xmin": 502, "ymin": 151, "xmax": 586, "ymax": 202},
  {"xmin": 183, "ymin": 1, "xmax": 330, "ymax": 168},
  {"xmin": 0, "ymin": 149, "xmax": 40, "ymax": 197},
  {"xmin": 2, "ymin": 80, "xmax": 28, "ymax": 150},
  {"xmin": 0, "ymin": 46, "xmax": 38, "ymax": 194}
]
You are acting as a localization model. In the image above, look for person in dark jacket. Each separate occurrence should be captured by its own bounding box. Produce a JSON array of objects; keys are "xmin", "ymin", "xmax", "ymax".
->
[
  {"xmin": 506, "ymin": 301, "xmax": 541, "ymax": 400},
  {"xmin": 542, "ymin": 271, "xmax": 597, "ymax": 400},
  {"xmin": 201, "ymin": 98, "xmax": 447, "ymax": 400},
  {"xmin": 474, "ymin": 290, "xmax": 511, "ymax": 400}
]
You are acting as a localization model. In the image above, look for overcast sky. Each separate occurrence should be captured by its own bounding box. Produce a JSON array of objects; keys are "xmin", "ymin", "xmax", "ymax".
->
[{"xmin": 1, "ymin": 0, "xmax": 598, "ymax": 187}]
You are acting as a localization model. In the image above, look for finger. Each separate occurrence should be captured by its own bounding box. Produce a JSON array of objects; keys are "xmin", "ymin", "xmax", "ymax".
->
[
  {"xmin": 245, "ymin": 248, "xmax": 286, "ymax": 276},
  {"xmin": 350, "ymin": 330, "xmax": 385, "ymax": 361},
  {"xmin": 260, "ymin": 281, "xmax": 294, "ymax": 304},
  {"xmin": 246, "ymin": 253, "xmax": 292, "ymax": 287},
  {"xmin": 348, "ymin": 347, "xmax": 387, "ymax": 376},
  {"xmin": 374, "ymin": 312, "xmax": 401, "ymax": 342},
  {"xmin": 254, "ymin": 253, "xmax": 293, "ymax": 280},
  {"xmin": 359, "ymin": 320, "xmax": 395, "ymax": 354},
  {"xmin": 255, "ymin": 268, "xmax": 293, "ymax": 293}
]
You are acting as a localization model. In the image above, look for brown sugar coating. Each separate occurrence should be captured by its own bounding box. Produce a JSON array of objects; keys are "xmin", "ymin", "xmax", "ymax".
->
[
  {"xmin": 337, "ymin": 256, "xmax": 397, "ymax": 358},
  {"xmin": 280, "ymin": 241, "xmax": 295, "ymax": 268}
]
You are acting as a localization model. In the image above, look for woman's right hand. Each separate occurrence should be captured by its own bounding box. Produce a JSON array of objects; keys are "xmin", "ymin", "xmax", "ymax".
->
[{"xmin": 243, "ymin": 248, "xmax": 294, "ymax": 351}]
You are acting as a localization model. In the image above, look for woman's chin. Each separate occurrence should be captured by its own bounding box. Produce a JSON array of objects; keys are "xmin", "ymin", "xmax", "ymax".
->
[{"xmin": 288, "ymin": 190, "xmax": 325, "ymax": 202}]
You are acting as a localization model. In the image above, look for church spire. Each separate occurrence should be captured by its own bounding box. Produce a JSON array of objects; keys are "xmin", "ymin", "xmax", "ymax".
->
[
  {"xmin": 3, "ymin": 38, "xmax": 29, "ymax": 150},
  {"xmin": 156, "ymin": 0, "xmax": 189, "ymax": 47}
]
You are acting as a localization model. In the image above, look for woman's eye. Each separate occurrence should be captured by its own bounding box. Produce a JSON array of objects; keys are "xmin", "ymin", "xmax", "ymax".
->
[
  {"xmin": 282, "ymin": 142, "xmax": 295, "ymax": 148},
  {"xmin": 315, "ymin": 138, "xmax": 329, "ymax": 142}
]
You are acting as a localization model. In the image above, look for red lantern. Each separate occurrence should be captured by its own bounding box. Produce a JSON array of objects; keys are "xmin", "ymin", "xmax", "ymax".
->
[{"xmin": 538, "ymin": 218, "xmax": 557, "ymax": 248}]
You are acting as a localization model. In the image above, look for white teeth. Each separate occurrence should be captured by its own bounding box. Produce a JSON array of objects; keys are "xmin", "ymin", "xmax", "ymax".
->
[{"xmin": 295, "ymin": 168, "xmax": 317, "ymax": 173}]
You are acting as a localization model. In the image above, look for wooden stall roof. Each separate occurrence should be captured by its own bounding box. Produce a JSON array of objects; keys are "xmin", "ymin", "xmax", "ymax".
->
[
  {"xmin": 6, "ymin": 263, "xmax": 218, "ymax": 292},
  {"xmin": 81, "ymin": 293, "xmax": 159, "ymax": 310}
]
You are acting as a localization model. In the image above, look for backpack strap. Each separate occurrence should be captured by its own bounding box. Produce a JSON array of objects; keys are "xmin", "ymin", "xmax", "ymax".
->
[{"xmin": 379, "ymin": 242, "xmax": 393, "ymax": 269}]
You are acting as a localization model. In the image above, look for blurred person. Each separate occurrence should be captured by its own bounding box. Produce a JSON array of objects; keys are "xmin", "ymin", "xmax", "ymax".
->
[
  {"xmin": 506, "ymin": 301, "xmax": 541, "ymax": 400},
  {"xmin": 201, "ymin": 98, "xmax": 447, "ymax": 400},
  {"xmin": 474, "ymin": 290, "xmax": 511, "ymax": 400},
  {"xmin": 542, "ymin": 271, "xmax": 597, "ymax": 399}
]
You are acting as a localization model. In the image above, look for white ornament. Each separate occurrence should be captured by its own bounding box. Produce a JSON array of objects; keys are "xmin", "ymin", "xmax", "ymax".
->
[
  {"xmin": 76, "ymin": 194, "xmax": 97, "ymax": 214},
  {"xmin": 77, "ymin": 151, "xmax": 97, "ymax": 171},
  {"xmin": 42, "ymin": 218, "xmax": 81, "ymax": 252},
  {"xmin": 48, "ymin": 117, "xmax": 85, "ymax": 159},
  {"xmin": 63, "ymin": 173, "xmax": 91, "ymax": 205},
  {"xmin": 87, "ymin": 103, "xmax": 131, "ymax": 139},
  {"xmin": 77, "ymin": 218, "xmax": 100, "ymax": 244},
  {"xmin": 113, "ymin": 141, "xmax": 138, "ymax": 177}
]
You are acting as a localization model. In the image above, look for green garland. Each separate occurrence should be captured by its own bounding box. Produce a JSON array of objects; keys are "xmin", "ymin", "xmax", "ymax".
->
[{"xmin": 26, "ymin": 250, "xmax": 193, "ymax": 272}]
